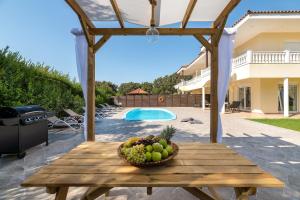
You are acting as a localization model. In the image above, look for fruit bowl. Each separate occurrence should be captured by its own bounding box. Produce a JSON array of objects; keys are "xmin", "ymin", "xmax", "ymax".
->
[{"xmin": 118, "ymin": 142, "xmax": 179, "ymax": 168}]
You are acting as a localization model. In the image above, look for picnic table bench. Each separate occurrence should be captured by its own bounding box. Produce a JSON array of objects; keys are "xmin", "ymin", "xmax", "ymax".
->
[{"xmin": 21, "ymin": 142, "xmax": 284, "ymax": 200}]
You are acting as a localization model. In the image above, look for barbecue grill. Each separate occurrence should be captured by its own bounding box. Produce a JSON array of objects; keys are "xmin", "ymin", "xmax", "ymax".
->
[{"xmin": 0, "ymin": 105, "xmax": 48, "ymax": 158}]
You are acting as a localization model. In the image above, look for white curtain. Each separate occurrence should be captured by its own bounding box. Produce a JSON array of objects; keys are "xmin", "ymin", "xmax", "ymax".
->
[
  {"xmin": 71, "ymin": 28, "xmax": 88, "ymax": 140},
  {"xmin": 217, "ymin": 29, "xmax": 235, "ymax": 143}
]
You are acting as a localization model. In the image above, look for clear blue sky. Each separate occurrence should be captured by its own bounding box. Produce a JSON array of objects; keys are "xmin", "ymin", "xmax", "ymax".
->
[{"xmin": 1, "ymin": 0, "xmax": 299, "ymax": 85}]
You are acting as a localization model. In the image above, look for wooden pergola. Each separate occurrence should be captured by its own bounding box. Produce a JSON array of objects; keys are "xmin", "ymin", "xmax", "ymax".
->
[{"xmin": 66, "ymin": 0, "xmax": 241, "ymax": 143}]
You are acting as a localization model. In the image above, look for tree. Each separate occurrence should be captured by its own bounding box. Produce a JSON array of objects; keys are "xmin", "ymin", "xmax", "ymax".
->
[
  {"xmin": 140, "ymin": 82, "xmax": 153, "ymax": 94},
  {"xmin": 95, "ymin": 81, "xmax": 118, "ymax": 105},
  {"xmin": 152, "ymin": 73, "xmax": 190, "ymax": 94},
  {"xmin": 117, "ymin": 82, "xmax": 141, "ymax": 95}
]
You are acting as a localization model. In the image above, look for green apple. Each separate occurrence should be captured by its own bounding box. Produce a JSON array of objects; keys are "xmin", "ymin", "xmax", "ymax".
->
[
  {"xmin": 152, "ymin": 143, "xmax": 163, "ymax": 152},
  {"xmin": 152, "ymin": 151, "xmax": 162, "ymax": 161},
  {"xmin": 145, "ymin": 145, "xmax": 153, "ymax": 152},
  {"xmin": 145, "ymin": 152, "xmax": 152, "ymax": 162},
  {"xmin": 159, "ymin": 139, "xmax": 168, "ymax": 148},
  {"xmin": 161, "ymin": 149, "xmax": 169, "ymax": 159},
  {"xmin": 165, "ymin": 145, "xmax": 173, "ymax": 154}
]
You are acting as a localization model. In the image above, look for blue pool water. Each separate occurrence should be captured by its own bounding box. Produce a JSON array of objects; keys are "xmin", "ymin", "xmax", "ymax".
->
[{"xmin": 124, "ymin": 108, "xmax": 176, "ymax": 121}]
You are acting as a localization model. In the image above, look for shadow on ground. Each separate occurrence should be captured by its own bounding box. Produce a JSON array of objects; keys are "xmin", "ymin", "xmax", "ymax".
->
[{"xmin": 0, "ymin": 120, "xmax": 299, "ymax": 199}]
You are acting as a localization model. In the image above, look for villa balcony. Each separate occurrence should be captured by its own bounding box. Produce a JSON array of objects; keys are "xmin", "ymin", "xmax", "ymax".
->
[
  {"xmin": 175, "ymin": 67, "xmax": 211, "ymax": 91},
  {"xmin": 232, "ymin": 50, "xmax": 300, "ymax": 80},
  {"xmin": 176, "ymin": 50, "xmax": 300, "ymax": 91},
  {"xmin": 232, "ymin": 50, "xmax": 300, "ymax": 67}
]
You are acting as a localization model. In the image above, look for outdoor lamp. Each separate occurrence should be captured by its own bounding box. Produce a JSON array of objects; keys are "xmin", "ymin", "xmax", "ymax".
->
[
  {"xmin": 146, "ymin": 25, "xmax": 159, "ymax": 44},
  {"xmin": 146, "ymin": 0, "xmax": 159, "ymax": 44}
]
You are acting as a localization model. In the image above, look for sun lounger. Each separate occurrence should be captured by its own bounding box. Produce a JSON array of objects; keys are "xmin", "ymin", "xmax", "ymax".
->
[
  {"xmin": 82, "ymin": 107, "xmax": 107, "ymax": 119},
  {"xmin": 63, "ymin": 109, "xmax": 84, "ymax": 122},
  {"xmin": 113, "ymin": 98, "xmax": 122, "ymax": 107},
  {"xmin": 48, "ymin": 116, "xmax": 81, "ymax": 129}
]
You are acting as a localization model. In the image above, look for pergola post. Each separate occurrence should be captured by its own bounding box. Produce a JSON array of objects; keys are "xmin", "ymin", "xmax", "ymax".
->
[
  {"xmin": 87, "ymin": 36, "xmax": 96, "ymax": 141},
  {"xmin": 210, "ymin": 36, "xmax": 219, "ymax": 143}
]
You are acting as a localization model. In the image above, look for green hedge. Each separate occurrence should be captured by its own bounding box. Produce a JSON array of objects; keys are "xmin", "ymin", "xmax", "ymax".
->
[{"xmin": 0, "ymin": 47, "xmax": 84, "ymax": 115}]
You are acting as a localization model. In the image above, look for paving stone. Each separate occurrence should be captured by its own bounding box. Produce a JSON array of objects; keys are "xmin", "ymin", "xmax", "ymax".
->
[{"xmin": 1, "ymin": 108, "xmax": 299, "ymax": 199}]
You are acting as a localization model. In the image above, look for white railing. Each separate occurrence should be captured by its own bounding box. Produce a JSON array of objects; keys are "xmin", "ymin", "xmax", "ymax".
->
[
  {"xmin": 232, "ymin": 50, "xmax": 300, "ymax": 68},
  {"xmin": 176, "ymin": 50, "xmax": 300, "ymax": 89},
  {"xmin": 252, "ymin": 51, "xmax": 286, "ymax": 63},
  {"xmin": 290, "ymin": 52, "xmax": 300, "ymax": 63},
  {"xmin": 232, "ymin": 52, "xmax": 247, "ymax": 67},
  {"xmin": 175, "ymin": 67, "xmax": 211, "ymax": 88}
]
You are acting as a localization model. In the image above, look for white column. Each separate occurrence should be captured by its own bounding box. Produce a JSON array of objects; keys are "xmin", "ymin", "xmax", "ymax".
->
[
  {"xmin": 246, "ymin": 50, "xmax": 252, "ymax": 64},
  {"xmin": 202, "ymin": 87, "xmax": 205, "ymax": 110},
  {"xmin": 284, "ymin": 78, "xmax": 289, "ymax": 117},
  {"xmin": 284, "ymin": 50, "xmax": 290, "ymax": 63}
]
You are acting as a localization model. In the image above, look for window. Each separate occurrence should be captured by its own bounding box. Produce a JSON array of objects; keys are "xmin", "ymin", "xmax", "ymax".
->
[
  {"xmin": 239, "ymin": 87, "xmax": 251, "ymax": 111},
  {"xmin": 278, "ymin": 85, "xmax": 298, "ymax": 112}
]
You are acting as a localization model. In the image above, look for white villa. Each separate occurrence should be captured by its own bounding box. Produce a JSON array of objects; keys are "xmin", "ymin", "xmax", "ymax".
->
[{"xmin": 175, "ymin": 10, "xmax": 300, "ymax": 117}]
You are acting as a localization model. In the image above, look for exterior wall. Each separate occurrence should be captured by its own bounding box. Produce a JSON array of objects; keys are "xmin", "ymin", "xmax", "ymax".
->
[
  {"xmin": 234, "ymin": 33, "xmax": 300, "ymax": 56},
  {"xmin": 229, "ymin": 78, "xmax": 300, "ymax": 113},
  {"xmin": 259, "ymin": 78, "xmax": 300, "ymax": 113},
  {"xmin": 229, "ymin": 78, "xmax": 262, "ymax": 113},
  {"xmin": 232, "ymin": 63, "xmax": 300, "ymax": 81}
]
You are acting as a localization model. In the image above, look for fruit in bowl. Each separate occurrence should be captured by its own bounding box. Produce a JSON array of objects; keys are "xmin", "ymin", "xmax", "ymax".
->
[{"xmin": 119, "ymin": 126, "xmax": 178, "ymax": 167}]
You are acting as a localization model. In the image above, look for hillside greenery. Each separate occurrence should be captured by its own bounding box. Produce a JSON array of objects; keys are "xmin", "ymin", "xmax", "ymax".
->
[
  {"xmin": 117, "ymin": 74, "xmax": 191, "ymax": 95},
  {"xmin": 0, "ymin": 47, "xmax": 85, "ymax": 115},
  {"xmin": 0, "ymin": 47, "xmax": 191, "ymax": 115}
]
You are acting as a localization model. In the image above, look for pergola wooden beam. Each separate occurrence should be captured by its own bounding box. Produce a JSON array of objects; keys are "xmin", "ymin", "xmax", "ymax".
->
[
  {"xmin": 65, "ymin": 0, "xmax": 95, "ymax": 29},
  {"xmin": 194, "ymin": 35, "xmax": 212, "ymax": 52},
  {"xmin": 181, "ymin": 0, "xmax": 197, "ymax": 28},
  {"xmin": 89, "ymin": 28, "xmax": 216, "ymax": 35},
  {"xmin": 94, "ymin": 35, "xmax": 111, "ymax": 53},
  {"xmin": 110, "ymin": 0, "xmax": 125, "ymax": 28},
  {"xmin": 214, "ymin": 0, "xmax": 241, "ymax": 27},
  {"xmin": 79, "ymin": 18, "xmax": 93, "ymax": 46}
]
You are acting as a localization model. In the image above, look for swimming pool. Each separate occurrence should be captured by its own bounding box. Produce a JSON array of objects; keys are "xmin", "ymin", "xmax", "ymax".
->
[{"xmin": 124, "ymin": 108, "xmax": 176, "ymax": 121}]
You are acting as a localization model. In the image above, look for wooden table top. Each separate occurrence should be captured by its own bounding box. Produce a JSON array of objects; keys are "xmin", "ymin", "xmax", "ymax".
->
[{"xmin": 21, "ymin": 142, "xmax": 284, "ymax": 188}]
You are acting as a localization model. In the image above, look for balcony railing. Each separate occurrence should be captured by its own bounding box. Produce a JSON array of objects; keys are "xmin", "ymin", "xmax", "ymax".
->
[
  {"xmin": 175, "ymin": 50, "xmax": 300, "ymax": 90},
  {"xmin": 232, "ymin": 50, "xmax": 300, "ymax": 68},
  {"xmin": 175, "ymin": 67, "xmax": 211, "ymax": 88}
]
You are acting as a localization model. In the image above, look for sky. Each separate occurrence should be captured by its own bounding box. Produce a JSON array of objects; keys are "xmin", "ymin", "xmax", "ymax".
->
[{"xmin": 0, "ymin": 0, "xmax": 300, "ymax": 85}]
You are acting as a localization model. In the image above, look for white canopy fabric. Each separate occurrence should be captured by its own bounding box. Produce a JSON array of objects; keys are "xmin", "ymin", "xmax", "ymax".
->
[
  {"xmin": 71, "ymin": 28, "xmax": 88, "ymax": 140},
  {"xmin": 75, "ymin": 0, "xmax": 231, "ymax": 26},
  {"xmin": 217, "ymin": 29, "xmax": 235, "ymax": 143}
]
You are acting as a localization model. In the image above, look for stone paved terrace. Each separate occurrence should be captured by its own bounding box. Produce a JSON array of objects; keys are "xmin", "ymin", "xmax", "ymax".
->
[{"xmin": 0, "ymin": 107, "xmax": 299, "ymax": 200}]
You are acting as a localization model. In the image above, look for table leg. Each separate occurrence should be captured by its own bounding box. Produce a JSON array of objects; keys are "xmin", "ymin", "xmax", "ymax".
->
[
  {"xmin": 46, "ymin": 187, "xmax": 58, "ymax": 194},
  {"xmin": 183, "ymin": 187, "xmax": 215, "ymax": 200},
  {"xmin": 147, "ymin": 187, "xmax": 152, "ymax": 195},
  {"xmin": 207, "ymin": 187, "xmax": 223, "ymax": 200},
  {"xmin": 81, "ymin": 187, "xmax": 112, "ymax": 200},
  {"xmin": 55, "ymin": 187, "xmax": 69, "ymax": 200},
  {"xmin": 234, "ymin": 187, "xmax": 256, "ymax": 200}
]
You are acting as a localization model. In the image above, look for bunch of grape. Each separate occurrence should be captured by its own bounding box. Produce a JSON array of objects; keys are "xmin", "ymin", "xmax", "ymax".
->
[
  {"xmin": 132, "ymin": 138, "xmax": 154, "ymax": 146},
  {"xmin": 152, "ymin": 136, "xmax": 162, "ymax": 143},
  {"xmin": 121, "ymin": 147, "xmax": 131, "ymax": 157},
  {"xmin": 127, "ymin": 144, "xmax": 146, "ymax": 164},
  {"xmin": 124, "ymin": 137, "xmax": 140, "ymax": 147}
]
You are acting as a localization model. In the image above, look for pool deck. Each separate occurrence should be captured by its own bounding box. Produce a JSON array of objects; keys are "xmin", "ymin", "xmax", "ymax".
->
[{"xmin": 0, "ymin": 107, "xmax": 300, "ymax": 199}]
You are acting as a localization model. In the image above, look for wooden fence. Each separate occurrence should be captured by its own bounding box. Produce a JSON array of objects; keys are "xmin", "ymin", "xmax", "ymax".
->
[{"xmin": 115, "ymin": 94, "xmax": 202, "ymax": 107}]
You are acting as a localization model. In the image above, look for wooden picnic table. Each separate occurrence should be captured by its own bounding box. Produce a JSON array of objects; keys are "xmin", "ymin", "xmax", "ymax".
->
[{"xmin": 21, "ymin": 142, "xmax": 284, "ymax": 200}]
